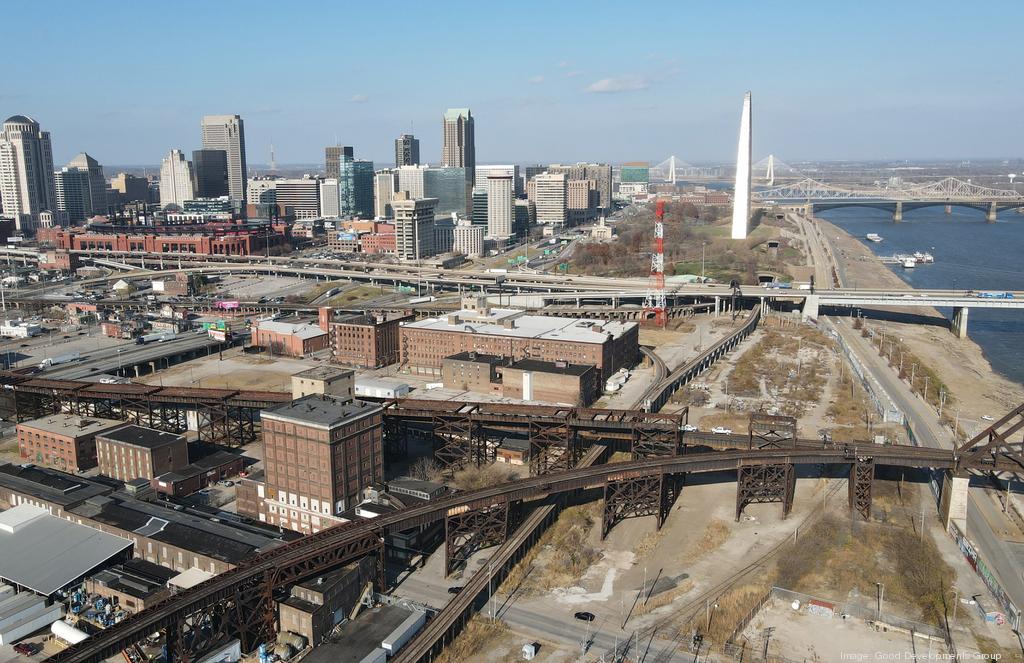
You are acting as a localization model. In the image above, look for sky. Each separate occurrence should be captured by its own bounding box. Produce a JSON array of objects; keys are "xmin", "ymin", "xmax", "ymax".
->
[{"xmin": 7, "ymin": 1, "xmax": 1024, "ymax": 167}]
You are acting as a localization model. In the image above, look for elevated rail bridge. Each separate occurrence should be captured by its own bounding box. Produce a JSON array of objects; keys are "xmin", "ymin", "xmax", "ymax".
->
[{"xmin": 42, "ymin": 400, "xmax": 1024, "ymax": 663}]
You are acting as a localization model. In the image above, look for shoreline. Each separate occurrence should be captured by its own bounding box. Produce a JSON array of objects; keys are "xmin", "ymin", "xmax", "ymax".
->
[{"xmin": 811, "ymin": 216, "xmax": 1024, "ymax": 428}]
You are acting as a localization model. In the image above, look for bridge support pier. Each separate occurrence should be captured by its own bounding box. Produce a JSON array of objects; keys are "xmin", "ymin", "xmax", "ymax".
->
[
  {"xmin": 951, "ymin": 306, "xmax": 969, "ymax": 339},
  {"xmin": 735, "ymin": 462, "xmax": 795, "ymax": 521},
  {"xmin": 939, "ymin": 471, "xmax": 969, "ymax": 532},
  {"xmin": 848, "ymin": 457, "xmax": 874, "ymax": 520},
  {"xmin": 601, "ymin": 472, "xmax": 678, "ymax": 539},
  {"xmin": 801, "ymin": 294, "xmax": 819, "ymax": 321},
  {"xmin": 529, "ymin": 420, "xmax": 580, "ymax": 475},
  {"xmin": 631, "ymin": 421, "xmax": 682, "ymax": 458},
  {"xmin": 713, "ymin": 295, "xmax": 720, "ymax": 317},
  {"xmin": 945, "ymin": 205, "xmax": 952, "ymax": 214},
  {"xmin": 893, "ymin": 201, "xmax": 903, "ymax": 223},
  {"xmin": 445, "ymin": 502, "xmax": 511, "ymax": 576},
  {"xmin": 987, "ymin": 201, "xmax": 998, "ymax": 223}
]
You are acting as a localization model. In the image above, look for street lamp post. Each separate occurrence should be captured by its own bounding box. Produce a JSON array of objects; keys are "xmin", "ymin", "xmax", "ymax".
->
[
  {"xmin": 701, "ymin": 242, "xmax": 706, "ymax": 282},
  {"xmin": 876, "ymin": 582, "xmax": 885, "ymax": 621}
]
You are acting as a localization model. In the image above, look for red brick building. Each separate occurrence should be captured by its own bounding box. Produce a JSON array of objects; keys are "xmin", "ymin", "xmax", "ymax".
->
[
  {"xmin": 43, "ymin": 222, "xmax": 285, "ymax": 257},
  {"xmin": 17, "ymin": 414, "xmax": 126, "ymax": 473},
  {"xmin": 248, "ymin": 395, "xmax": 383, "ymax": 534},
  {"xmin": 254, "ymin": 319, "xmax": 330, "ymax": 357},
  {"xmin": 324, "ymin": 310, "xmax": 413, "ymax": 368},
  {"xmin": 96, "ymin": 425, "xmax": 189, "ymax": 483}
]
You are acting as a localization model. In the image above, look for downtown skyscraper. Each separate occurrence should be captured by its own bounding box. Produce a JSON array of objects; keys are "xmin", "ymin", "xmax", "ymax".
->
[
  {"xmin": 0, "ymin": 115, "xmax": 56, "ymax": 230},
  {"xmin": 394, "ymin": 134, "xmax": 420, "ymax": 167},
  {"xmin": 201, "ymin": 115, "xmax": 247, "ymax": 207},
  {"xmin": 441, "ymin": 108, "xmax": 475, "ymax": 183}
]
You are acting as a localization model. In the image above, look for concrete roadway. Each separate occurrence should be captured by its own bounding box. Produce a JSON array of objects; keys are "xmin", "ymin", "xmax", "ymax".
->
[
  {"xmin": 39, "ymin": 332, "xmax": 230, "ymax": 380},
  {"xmin": 829, "ymin": 316, "xmax": 1024, "ymax": 614}
]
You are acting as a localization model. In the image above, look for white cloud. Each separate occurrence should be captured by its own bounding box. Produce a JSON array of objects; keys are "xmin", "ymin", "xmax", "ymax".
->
[
  {"xmin": 351, "ymin": 94, "xmax": 369, "ymax": 103},
  {"xmin": 585, "ymin": 75, "xmax": 650, "ymax": 94},
  {"xmin": 528, "ymin": 75, "xmax": 545, "ymax": 84},
  {"xmin": 566, "ymin": 71, "xmax": 583, "ymax": 78}
]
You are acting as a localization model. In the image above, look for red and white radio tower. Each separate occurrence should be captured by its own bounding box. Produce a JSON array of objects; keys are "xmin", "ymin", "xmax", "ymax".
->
[{"xmin": 644, "ymin": 200, "xmax": 668, "ymax": 327}]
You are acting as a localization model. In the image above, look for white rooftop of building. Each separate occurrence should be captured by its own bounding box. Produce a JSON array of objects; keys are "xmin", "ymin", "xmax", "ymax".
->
[
  {"xmin": 402, "ymin": 307, "xmax": 636, "ymax": 344},
  {"xmin": 0, "ymin": 504, "xmax": 133, "ymax": 595},
  {"xmin": 257, "ymin": 320, "xmax": 326, "ymax": 340},
  {"xmin": 168, "ymin": 567, "xmax": 215, "ymax": 590}
]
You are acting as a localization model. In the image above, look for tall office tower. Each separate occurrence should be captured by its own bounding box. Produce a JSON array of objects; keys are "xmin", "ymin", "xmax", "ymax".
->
[
  {"xmin": 200, "ymin": 115, "xmax": 247, "ymax": 206},
  {"xmin": 109, "ymin": 173, "xmax": 150, "ymax": 205},
  {"xmin": 549, "ymin": 163, "xmax": 611, "ymax": 211},
  {"xmin": 514, "ymin": 199, "xmax": 534, "ymax": 235},
  {"xmin": 158, "ymin": 150, "xmax": 195, "ymax": 208},
  {"xmin": 392, "ymin": 192, "xmax": 438, "ymax": 261},
  {"xmin": 731, "ymin": 91, "xmax": 752, "ymax": 240},
  {"xmin": 423, "ymin": 167, "xmax": 470, "ymax": 217},
  {"xmin": 339, "ymin": 160, "xmax": 374, "ymax": 218},
  {"xmin": 567, "ymin": 179, "xmax": 599, "ymax": 225},
  {"xmin": 325, "ymin": 145, "xmax": 354, "ymax": 179},
  {"xmin": 275, "ymin": 178, "xmax": 320, "ymax": 218},
  {"xmin": 396, "ymin": 164, "xmax": 426, "ymax": 199},
  {"xmin": 471, "ymin": 188, "xmax": 488, "ymax": 226},
  {"xmin": 0, "ymin": 115, "xmax": 56, "ymax": 231},
  {"xmin": 523, "ymin": 164, "xmax": 546, "ymax": 193},
  {"xmin": 394, "ymin": 134, "xmax": 420, "ymax": 167},
  {"xmin": 441, "ymin": 108, "xmax": 475, "ymax": 183},
  {"xmin": 374, "ymin": 169, "xmax": 396, "ymax": 218},
  {"xmin": 475, "ymin": 164, "xmax": 519, "ymax": 197},
  {"xmin": 53, "ymin": 168, "xmax": 92, "ymax": 225},
  {"xmin": 319, "ymin": 178, "xmax": 340, "ymax": 217},
  {"xmin": 486, "ymin": 174, "xmax": 514, "ymax": 239},
  {"xmin": 534, "ymin": 172, "xmax": 567, "ymax": 226},
  {"xmin": 66, "ymin": 153, "xmax": 106, "ymax": 216},
  {"xmin": 192, "ymin": 149, "xmax": 229, "ymax": 198}
]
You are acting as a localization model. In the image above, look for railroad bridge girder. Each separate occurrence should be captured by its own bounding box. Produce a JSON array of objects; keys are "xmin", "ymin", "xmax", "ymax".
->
[
  {"xmin": 529, "ymin": 419, "xmax": 580, "ymax": 475},
  {"xmin": 601, "ymin": 472, "xmax": 680, "ymax": 539},
  {"xmin": 849, "ymin": 457, "xmax": 874, "ymax": 520},
  {"xmin": 735, "ymin": 461, "xmax": 796, "ymax": 521},
  {"xmin": 444, "ymin": 503, "xmax": 511, "ymax": 577}
]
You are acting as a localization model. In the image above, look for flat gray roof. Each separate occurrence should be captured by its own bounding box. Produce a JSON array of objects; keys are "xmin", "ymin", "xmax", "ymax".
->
[
  {"xmin": 0, "ymin": 504, "xmax": 132, "ymax": 595},
  {"xmin": 18, "ymin": 414, "xmax": 125, "ymax": 439},
  {"xmin": 403, "ymin": 309, "xmax": 636, "ymax": 344},
  {"xmin": 263, "ymin": 394, "xmax": 381, "ymax": 430},
  {"xmin": 293, "ymin": 366, "xmax": 354, "ymax": 382}
]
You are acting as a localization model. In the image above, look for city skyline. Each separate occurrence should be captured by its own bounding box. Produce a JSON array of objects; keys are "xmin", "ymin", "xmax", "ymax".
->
[{"xmin": 5, "ymin": 2, "xmax": 1023, "ymax": 167}]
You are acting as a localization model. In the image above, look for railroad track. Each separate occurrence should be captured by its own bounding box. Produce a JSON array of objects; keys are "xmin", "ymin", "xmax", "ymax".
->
[{"xmin": 47, "ymin": 444, "xmax": 963, "ymax": 663}]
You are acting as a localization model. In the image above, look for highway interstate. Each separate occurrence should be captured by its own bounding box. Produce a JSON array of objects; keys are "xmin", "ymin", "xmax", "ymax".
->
[{"xmin": 45, "ymin": 434, "xmax": 1012, "ymax": 663}]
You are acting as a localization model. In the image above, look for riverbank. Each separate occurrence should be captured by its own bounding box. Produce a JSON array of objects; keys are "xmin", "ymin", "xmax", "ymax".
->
[{"xmin": 813, "ymin": 216, "xmax": 1024, "ymax": 433}]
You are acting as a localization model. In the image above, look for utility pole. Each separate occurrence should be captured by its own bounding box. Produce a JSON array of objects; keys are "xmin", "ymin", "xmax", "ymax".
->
[{"xmin": 876, "ymin": 582, "xmax": 885, "ymax": 621}]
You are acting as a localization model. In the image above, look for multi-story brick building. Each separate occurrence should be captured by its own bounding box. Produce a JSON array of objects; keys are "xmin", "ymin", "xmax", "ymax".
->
[
  {"xmin": 96, "ymin": 425, "xmax": 189, "ymax": 483},
  {"xmin": 254, "ymin": 319, "xmax": 330, "ymax": 357},
  {"xmin": 440, "ymin": 352, "xmax": 599, "ymax": 405},
  {"xmin": 400, "ymin": 297, "xmax": 638, "ymax": 380},
  {"xmin": 278, "ymin": 558, "xmax": 375, "ymax": 645},
  {"xmin": 17, "ymin": 414, "xmax": 125, "ymax": 473},
  {"xmin": 326, "ymin": 311, "xmax": 413, "ymax": 368},
  {"xmin": 256, "ymin": 395, "xmax": 383, "ymax": 534},
  {"xmin": 42, "ymin": 221, "xmax": 285, "ymax": 257}
]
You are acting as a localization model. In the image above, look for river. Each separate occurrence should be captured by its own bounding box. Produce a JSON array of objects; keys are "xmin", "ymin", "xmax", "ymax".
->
[{"xmin": 817, "ymin": 206, "xmax": 1024, "ymax": 386}]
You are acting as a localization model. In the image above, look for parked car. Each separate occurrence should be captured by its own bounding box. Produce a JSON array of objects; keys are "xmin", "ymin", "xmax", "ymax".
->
[
  {"xmin": 711, "ymin": 426, "xmax": 733, "ymax": 435},
  {"xmin": 447, "ymin": 586, "xmax": 463, "ymax": 595},
  {"xmin": 574, "ymin": 612, "xmax": 596, "ymax": 622},
  {"xmin": 14, "ymin": 643, "xmax": 39, "ymax": 656},
  {"xmin": 681, "ymin": 424, "xmax": 698, "ymax": 433}
]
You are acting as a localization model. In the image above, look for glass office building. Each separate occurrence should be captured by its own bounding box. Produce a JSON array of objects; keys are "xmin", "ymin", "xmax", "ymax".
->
[
  {"xmin": 424, "ymin": 167, "xmax": 470, "ymax": 217},
  {"xmin": 340, "ymin": 160, "xmax": 375, "ymax": 218}
]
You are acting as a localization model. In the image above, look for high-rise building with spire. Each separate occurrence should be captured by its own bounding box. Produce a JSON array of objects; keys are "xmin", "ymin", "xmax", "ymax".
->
[{"xmin": 441, "ymin": 108, "xmax": 475, "ymax": 183}]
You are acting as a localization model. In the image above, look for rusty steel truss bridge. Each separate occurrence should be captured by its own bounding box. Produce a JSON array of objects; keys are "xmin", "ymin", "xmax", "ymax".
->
[{"xmin": 38, "ymin": 396, "xmax": 1024, "ymax": 663}]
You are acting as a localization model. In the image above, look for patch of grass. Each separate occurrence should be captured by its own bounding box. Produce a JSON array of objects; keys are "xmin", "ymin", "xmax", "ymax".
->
[
  {"xmin": 325, "ymin": 284, "xmax": 384, "ymax": 306},
  {"xmin": 302, "ymin": 280, "xmax": 347, "ymax": 303},
  {"xmin": 451, "ymin": 463, "xmax": 519, "ymax": 492},
  {"xmin": 499, "ymin": 503, "xmax": 600, "ymax": 596},
  {"xmin": 683, "ymin": 518, "xmax": 731, "ymax": 560},
  {"xmin": 434, "ymin": 616, "xmax": 509, "ymax": 663}
]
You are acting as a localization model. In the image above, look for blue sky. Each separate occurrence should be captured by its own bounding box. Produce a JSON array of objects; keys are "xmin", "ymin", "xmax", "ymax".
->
[{"xmin": 7, "ymin": 1, "xmax": 1024, "ymax": 166}]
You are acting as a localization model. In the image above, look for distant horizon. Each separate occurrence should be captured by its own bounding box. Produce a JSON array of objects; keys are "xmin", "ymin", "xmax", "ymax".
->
[{"xmin": 10, "ymin": 2, "xmax": 1022, "ymax": 166}]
